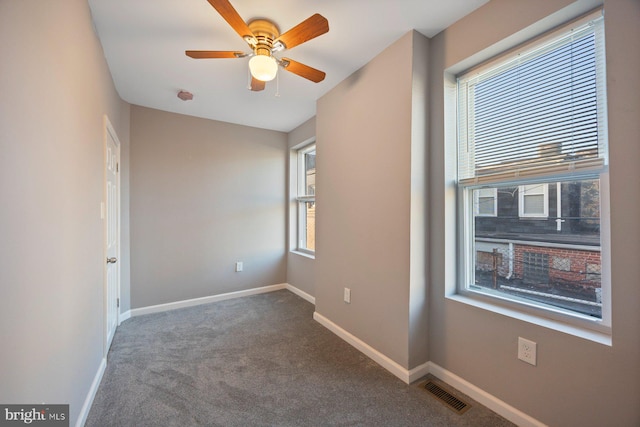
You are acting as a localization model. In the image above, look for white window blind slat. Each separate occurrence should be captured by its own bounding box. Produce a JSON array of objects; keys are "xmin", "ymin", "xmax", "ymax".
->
[
  {"xmin": 457, "ymin": 15, "xmax": 607, "ymax": 182},
  {"xmin": 459, "ymin": 157, "xmax": 605, "ymax": 186}
]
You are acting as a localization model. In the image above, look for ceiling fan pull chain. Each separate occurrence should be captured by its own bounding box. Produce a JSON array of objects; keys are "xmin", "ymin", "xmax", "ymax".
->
[
  {"xmin": 275, "ymin": 70, "xmax": 280, "ymax": 97},
  {"xmin": 246, "ymin": 67, "xmax": 252, "ymax": 90}
]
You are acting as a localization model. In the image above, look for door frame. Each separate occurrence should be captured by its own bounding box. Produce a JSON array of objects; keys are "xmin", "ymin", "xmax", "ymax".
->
[{"xmin": 103, "ymin": 115, "xmax": 121, "ymax": 356}]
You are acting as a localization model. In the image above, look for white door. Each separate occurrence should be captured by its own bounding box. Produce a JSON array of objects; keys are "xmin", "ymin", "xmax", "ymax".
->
[{"xmin": 104, "ymin": 118, "xmax": 120, "ymax": 353}]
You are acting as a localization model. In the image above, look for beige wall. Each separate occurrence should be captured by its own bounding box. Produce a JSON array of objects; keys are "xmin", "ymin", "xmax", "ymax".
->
[
  {"xmin": 0, "ymin": 0, "xmax": 130, "ymax": 425},
  {"xmin": 408, "ymin": 31, "xmax": 430, "ymax": 368},
  {"xmin": 428, "ymin": 0, "xmax": 640, "ymax": 426},
  {"xmin": 315, "ymin": 31, "xmax": 429, "ymax": 369},
  {"xmin": 287, "ymin": 117, "xmax": 317, "ymax": 297},
  {"xmin": 2, "ymin": 1, "xmax": 637, "ymax": 426},
  {"xmin": 310, "ymin": 1, "xmax": 639, "ymax": 424},
  {"xmin": 130, "ymin": 106, "xmax": 287, "ymax": 308}
]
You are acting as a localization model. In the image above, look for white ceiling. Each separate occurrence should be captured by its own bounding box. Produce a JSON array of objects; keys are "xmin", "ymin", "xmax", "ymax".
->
[{"xmin": 88, "ymin": 0, "xmax": 488, "ymax": 132}]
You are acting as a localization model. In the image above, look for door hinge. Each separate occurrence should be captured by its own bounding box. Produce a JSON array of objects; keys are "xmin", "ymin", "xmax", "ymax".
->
[
  {"xmin": 117, "ymin": 298, "xmax": 120, "ymax": 308},
  {"xmin": 116, "ymin": 163, "xmax": 119, "ymax": 173}
]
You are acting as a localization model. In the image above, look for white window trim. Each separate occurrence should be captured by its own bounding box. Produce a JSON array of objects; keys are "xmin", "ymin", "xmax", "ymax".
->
[
  {"xmin": 297, "ymin": 143, "xmax": 316, "ymax": 196},
  {"xmin": 449, "ymin": 9, "xmax": 611, "ymax": 340},
  {"xmin": 458, "ymin": 175, "xmax": 611, "ymax": 341},
  {"xmin": 295, "ymin": 142, "xmax": 316, "ymax": 254},
  {"xmin": 296, "ymin": 201, "xmax": 315, "ymax": 255},
  {"xmin": 518, "ymin": 183, "xmax": 549, "ymax": 218}
]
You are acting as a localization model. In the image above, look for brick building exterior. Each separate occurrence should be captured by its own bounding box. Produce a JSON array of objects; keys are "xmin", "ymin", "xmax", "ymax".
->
[{"xmin": 473, "ymin": 179, "xmax": 602, "ymax": 306}]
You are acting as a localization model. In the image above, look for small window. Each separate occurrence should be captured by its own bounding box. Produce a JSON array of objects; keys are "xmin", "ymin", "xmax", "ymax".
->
[
  {"xmin": 474, "ymin": 188, "xmax": 497, "ymax": 216},
  {"xmin": 296, "ymin": 144, "xmax": 316, "ymax": 253},
  {"xmin": 456, "ymin": 11, "xmax": 609, "ymax": 325},
  {"xmin": 519, "ymin": 184, "xmax": 548, "ymax": 218}
]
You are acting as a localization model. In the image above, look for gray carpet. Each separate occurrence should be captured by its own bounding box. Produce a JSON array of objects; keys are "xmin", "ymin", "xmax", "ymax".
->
[{"xmin": 86, "ymin": 290, "xmax": 515, "ymax": 426}]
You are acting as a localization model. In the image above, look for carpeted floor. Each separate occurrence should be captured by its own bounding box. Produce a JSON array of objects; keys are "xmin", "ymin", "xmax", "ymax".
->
[{"xmin": 86, "ymin": 290, "xmax": 516, "ymax": 426}]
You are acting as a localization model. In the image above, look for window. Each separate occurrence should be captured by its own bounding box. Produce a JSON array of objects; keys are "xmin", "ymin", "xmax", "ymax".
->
[
  {"xmin": 456, "ymin": 11, "xmax": 609, "ymax": 324},
  {"xmin": 296, "ymin": 143, "xmax": 316, "ymax": 253},
  {"xmin": 474, "ymin": 187, "xmax": 497, "ymax": 216},
  {"xmin": 518, "ymin": 184, "xmax": 548, "ymax": 218}
]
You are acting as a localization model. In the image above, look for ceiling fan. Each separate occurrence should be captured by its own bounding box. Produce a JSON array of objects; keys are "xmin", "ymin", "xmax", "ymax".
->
[{"xmin": 186, "ymin": 0, "xmax": 329, "ymax": 91}]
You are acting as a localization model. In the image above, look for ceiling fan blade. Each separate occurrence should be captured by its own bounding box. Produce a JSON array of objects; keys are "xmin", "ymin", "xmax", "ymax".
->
[
  {"xmin": 281, "ymin": 58, "xmax": 326, "ymax": 83},
  {"xmin": 206, "ymin": 0, "xmax": 256, "ymax": 43},
  {"xmin": 185, "ymin": 50, "xmax": 245, "ymax": 59},
  {"xmin": 250, "ymin": 77, "xmax": 266, "ymax": 91},
  {"xmin": 275, "ymin": 14, "xmax": 329, "ymax": 50}
]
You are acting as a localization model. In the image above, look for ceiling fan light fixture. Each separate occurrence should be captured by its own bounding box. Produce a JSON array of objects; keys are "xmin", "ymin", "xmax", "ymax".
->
[{"xmin": 249, "ymin": 55, "xmax": 278, "ymax": 82}]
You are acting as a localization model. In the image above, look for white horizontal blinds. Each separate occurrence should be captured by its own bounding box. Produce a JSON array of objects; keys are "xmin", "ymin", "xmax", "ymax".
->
[{"xmin": 458, "ymin": 14, "xmax": 607, "ymax": 184}]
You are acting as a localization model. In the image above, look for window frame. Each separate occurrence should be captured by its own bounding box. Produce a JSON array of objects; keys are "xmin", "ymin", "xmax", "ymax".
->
[
  {"xmin": 459, "ymin": 175, "xmax": 611, "ymax": 334},
  {"xmin": 295, "ymin": 142, "xmax": 316, "ymax": 255},
  {"xmin": 453, "ymin": 10, "xmax": 611, "ymax": 334},
  {"xmin": 518, "ymin": 183, "xmax": 549, "ymax": 218}
]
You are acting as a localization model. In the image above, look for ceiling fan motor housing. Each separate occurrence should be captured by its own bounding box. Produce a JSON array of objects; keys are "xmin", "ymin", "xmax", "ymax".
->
[{"xmin": 248, "ymin": 19, "xmax": 280, "ymax": 57}]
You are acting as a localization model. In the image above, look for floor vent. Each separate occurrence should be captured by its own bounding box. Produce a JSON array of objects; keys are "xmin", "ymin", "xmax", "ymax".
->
[{"xmin": 423, "ymin": 380, "xmax": 471, "ymax": 415}]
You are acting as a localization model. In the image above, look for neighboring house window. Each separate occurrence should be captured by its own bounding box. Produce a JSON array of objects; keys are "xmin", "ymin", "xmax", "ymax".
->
[
  {"xmin": 474, "ymin": 187, "xmax": 497, "ymax": 217},
  {"xmin": 518, "ymin": 184, "xmax": 548, "ymax": 218},
  {"xmin": 456, "ymin": 11, "xmax": 609, "ymax": 324},
  {"xmin": 297, "ymin": 143, "xmax": 316, "ymax": 252}
]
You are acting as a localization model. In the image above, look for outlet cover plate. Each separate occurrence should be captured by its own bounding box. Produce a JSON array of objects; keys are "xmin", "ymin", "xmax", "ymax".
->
[{"xmin": 518, "ymin": 337, "xmax": 537, "ymax": 366}]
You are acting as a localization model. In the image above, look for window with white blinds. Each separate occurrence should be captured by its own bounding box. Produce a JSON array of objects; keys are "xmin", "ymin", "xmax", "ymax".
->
[
  {"xmin": 457, "ymin": 12, "xmax": 607, "ymax": 185},
  {"xmin": 454, "ymin": 9, "xmax": 611, "ymax": 327}
]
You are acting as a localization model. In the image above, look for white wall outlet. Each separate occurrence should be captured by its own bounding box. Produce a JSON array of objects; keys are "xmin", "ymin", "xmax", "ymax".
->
[
  {"xmin": 235, "ymin": 261, "xmax": 243, "ymax": 272},
  {"xmin": 343, "ymin": 287, "xmax": 351, "ymax": 304},
  {"xmin": 518, "ymin": 337, "xmax": 537, "ymax": 366}
]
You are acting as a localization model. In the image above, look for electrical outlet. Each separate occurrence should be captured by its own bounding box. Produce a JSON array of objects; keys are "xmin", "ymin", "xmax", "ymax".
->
[
  {"xmin": 343, "ymin": 288, "xmax": 351, "ymax": 304},
  {"xmin": 518, "ymin": 337, "xmax": 537, "ymax": 366},
  {"xmin": 235, "ymin": 261, "xmax": 243, "ymax": 272}
]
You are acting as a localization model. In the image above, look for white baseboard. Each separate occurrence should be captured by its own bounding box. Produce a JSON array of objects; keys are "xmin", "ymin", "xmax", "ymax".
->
[
  {"xmin": 407, "ymin": 360, "xmax": 431, "ymax": 383},
  {"xmin": 129, "ymin": 283, "xmax": 288, "ymax": 317},
  {"xmin": 80, "ymin": 284, "xmax": 311, "ymax": 426},
  {"xmin": 285, "ymin": 283, "xmax": 315, "ymax": 305},
  {"xmin": 119, "ymin": 309, "xmax": 131, "ymax": 324},
  {"xmin": 313, "ymin": 311, "xmax": 545, "ymax": 427},
  {"xmin": 427, "ymin": 362, "xmax": 547, "ymax": 427},
  {"xmin": 85, "ymin": 286, "xmax": 544, "ymax": 426},
  {"xmin": 313, "ymin": 311, "xmax": 414, "ymax": 384},
  {"xmin": 90, "ymin": 286, "xmax": 544, "ymax": 426},
  {"xmin": 76, "ymin": 357, "xmax": 106, "ymax": 427}
]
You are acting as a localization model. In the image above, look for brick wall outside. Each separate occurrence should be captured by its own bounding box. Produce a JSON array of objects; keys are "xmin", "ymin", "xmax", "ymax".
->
[{"xmin": 512, "ymin": 244, "xmax": 601, "ymax": 289}]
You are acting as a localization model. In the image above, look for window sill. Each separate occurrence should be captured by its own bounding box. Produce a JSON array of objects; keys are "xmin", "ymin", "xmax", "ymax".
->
[
  {"xmin": 290, "ymin": 250, "xmax": 315, "ymax": 260},
  {"xmin": 446, "ymin": 293, "xmax": 611, "ymax": 346}
]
